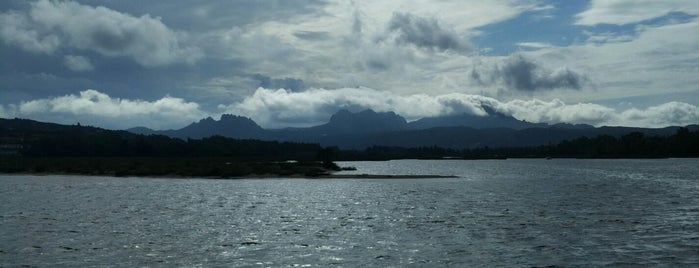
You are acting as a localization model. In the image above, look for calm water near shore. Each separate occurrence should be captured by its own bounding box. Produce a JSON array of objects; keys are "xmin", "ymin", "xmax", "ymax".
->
[{"xmin": 1, "ymin": 159, "xmax": 698, "ymax": 266}]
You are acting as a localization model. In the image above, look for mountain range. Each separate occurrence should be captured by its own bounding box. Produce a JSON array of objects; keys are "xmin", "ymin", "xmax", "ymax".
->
[{"xmin": 127, "ymin": 109, "xmax": 697, "ymax": 149}]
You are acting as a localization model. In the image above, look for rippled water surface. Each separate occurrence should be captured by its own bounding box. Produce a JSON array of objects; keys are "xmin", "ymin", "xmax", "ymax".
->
[{"xmin": 2, "ymin": 159, "xmax": 698, "ymax": 267}]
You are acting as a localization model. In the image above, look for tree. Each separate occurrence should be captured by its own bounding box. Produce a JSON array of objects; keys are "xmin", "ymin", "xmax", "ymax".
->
[{"xmin": 317, "ymin": 146, "xmax": 340, "ymax": 170}]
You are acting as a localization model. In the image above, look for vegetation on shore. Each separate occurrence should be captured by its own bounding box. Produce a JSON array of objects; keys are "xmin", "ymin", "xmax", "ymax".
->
[
  {"xmin": 0, "ymin": 118, "xmax": 342, "ymax": 177},
  {"xmin": 0, "ymin": 157, "xmax": 338, "ymax": 178},
  {"xmin": 336, "ymin": 128, "xmax": 699, "ymax": 160},
  {"xmin": 1, "ymin": 118, "xmax": 698, "ymax": 178}
]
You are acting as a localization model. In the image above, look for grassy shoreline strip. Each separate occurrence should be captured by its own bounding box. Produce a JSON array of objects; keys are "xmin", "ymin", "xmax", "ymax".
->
[{"xmin": 0, "ymin": 156, "xmax": 456, "ymax": 179}]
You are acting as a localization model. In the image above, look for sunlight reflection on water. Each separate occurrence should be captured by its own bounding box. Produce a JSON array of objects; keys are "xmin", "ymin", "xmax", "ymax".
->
[{"xmin": 1, "ymin": 159, "xmax": 698, "ymax": 266}]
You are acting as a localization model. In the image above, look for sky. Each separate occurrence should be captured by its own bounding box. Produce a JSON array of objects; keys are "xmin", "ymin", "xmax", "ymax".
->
[{"xmin": 1, "ymin": 0, "xmax": 698, "ymax": 130}]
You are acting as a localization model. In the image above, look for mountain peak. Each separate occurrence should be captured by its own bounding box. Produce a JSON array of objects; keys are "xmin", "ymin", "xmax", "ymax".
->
[
  {"xmin": 199, "ymin": 116, "xmax": 215, "ymax": 123},
  {"xmin": 329, "ymin": 109, "xmax": 353, "ymax": 121},
  {"xmin": 323, "ymin": 109, "xmax": 407, "ymax": 134},
  {"xmin": 219, "ymin": 114, "xmax": 260, "ymax": 127},
  {"xmin": 166, "ymin": 113, "xmax": 263, "ymax": 139},
  {"xmin": 408, "ymin": 111, "xmax": 545, "ymax": 130}
]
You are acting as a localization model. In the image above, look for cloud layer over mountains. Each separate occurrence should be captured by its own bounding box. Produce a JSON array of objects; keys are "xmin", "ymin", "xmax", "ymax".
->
[
  {"xmin": 2, "ymin": 90, "xmax": 205, "ymax": 129},
  {"xmin": 2, "ymin": 88, "xmax": 697, "ymax": 130}
]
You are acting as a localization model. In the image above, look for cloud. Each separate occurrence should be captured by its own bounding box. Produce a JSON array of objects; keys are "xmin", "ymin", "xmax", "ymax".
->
[
  {"xmin": 293, "ymin": 31, "xmax": 331, "ymax": 41},
  {"xmin": 221, "ymin": 87, "xmax": 489, "ymax": 128},
  {"xmin": 0, "ymin": 0, "xmax": 201, "ymax": 66},
  {"xmin": 251, "ymin": 74, "xmax": 305, "ymax": 92},
  {"xmin": 523, "ymin": 17, "xmax": 699, "ymax": 102},
  {"xmin": 220, "ymin": 87, "xmax": 698, "ymax": 128},
  {"xmin": 0, "ymin": 11, "xmax": 61, "ymax": 53},
  {"xmin": 472, "ymin": 55, "xmax": 586, "ymax": 91},
  {"xmin": 497, "ymin": 99, "xmax": 615, "ymax": 126},
  {"xmin": 493, "ymin": 99, "xmax": 699, "ymax": 128},
  {"xmin": 384, "ymin": 12, "xmax": 471, "ymax": 53},
  {"xmin": 501, "ymin": 55, "xmax": 584, "ymax": 91},
  {"xmin": 583, "ymin": 31, "xmax": 636, "ymax": 44},
  {"xmin": 63, "ymin": 55, "xmax": 93, "ymax": 72},
  {"xmin": 206, "ymin": 26, "xmax": 298, "ymax": 71},
  {"xmin": 10, "ymin": 89, "xmax": 206, "ymax": 129},
  {"xmin": 159, "ymin": 0, "xmax": 328, "ymax": 31},
  {"xmin": 6, "ymin": 87, "xmax": 696, "ymax": 130},
  {"xmin": 576, "ymin": 0, "xmax": 699, "ymax": 25},
  {"xmin": 516, "ymin": 42, "xmax": 553, "ymax": 50},
  {"xmin": 617, "ymin": 102, "xmax": 699, "ymax": 127}
]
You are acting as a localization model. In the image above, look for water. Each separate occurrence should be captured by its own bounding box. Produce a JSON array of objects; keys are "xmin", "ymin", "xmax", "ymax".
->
[{"xmin": 1, "ymin": 159, "xmax": 698, "ymax": 267}]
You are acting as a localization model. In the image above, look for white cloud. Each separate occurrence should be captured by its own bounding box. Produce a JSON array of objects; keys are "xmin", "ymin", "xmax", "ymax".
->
[
  {"xmin": 576, "ymin": 0, "xmax": 699, "ymax": 25},
  {"xmin": 0, "ymin": 0, "xmax": 201, "ymax": 66},
  {"xmin": 516, "ymin": 42, "xmax": 553, "ymax": 49},
  {"xmin": 583, "ymin": 31, "xmax": 636, "ymax": 44},
  {"xmin": 221, "ymin": 87, "xmax": 698, "ymax": 128},
  {"xmin": 12, "ymin": 89, "xmax": 206, "ymax": 129},
  {"xmin": 0, "ymin": 11, "xmax": 61, "ymax": 53},
  {"xmin": 497, "ymin": 99, "xmax": 615, "ymax": 125},
  {"xmin": 6, "ymin": 87, "xmax": 696, "ymax": 130},
  {"xmin": 616, "ymin": 102, "xmax": 699, "ymax": 128},
  {"xmin": 63, "ymin": 55, "xmax": 93, "ymax": 72},
  {"xmin": 221, "ymin": 87, "xmax": 492, "ymax": 128},
  {"xmin": 524, "ymin": 18, "xmax": 699, "ymax": 103}
]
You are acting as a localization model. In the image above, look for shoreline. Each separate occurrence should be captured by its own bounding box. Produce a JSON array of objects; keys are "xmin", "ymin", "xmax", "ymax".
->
[
  {"xmin": 243, "ymin": 173, "xmax": 458, "ymax": 179},
  {"xmin": 0, "ymin": 157, "xmax": 459, "ymax": 180},
  {"xmin": 0, "ymin": 171, "xmax": 458, "ymax": 180}
]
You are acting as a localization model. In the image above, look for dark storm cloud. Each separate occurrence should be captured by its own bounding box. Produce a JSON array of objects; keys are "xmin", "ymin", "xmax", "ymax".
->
[
  {"xmin": 472, "ymin": 55, "xmax": 586, "ymax": 91},
  {"xmin": 500, "ymin": 55, "xmax": 584, "ymax": 91},
  {"xmin": 385, "ymin": 12, "xmax": 471, "ymax": 53}
]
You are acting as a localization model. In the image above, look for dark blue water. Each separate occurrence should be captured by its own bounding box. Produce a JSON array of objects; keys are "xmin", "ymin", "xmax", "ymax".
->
[{"xmin": 1, "ymin": 159, "xmax": 698, "ymax": 266}]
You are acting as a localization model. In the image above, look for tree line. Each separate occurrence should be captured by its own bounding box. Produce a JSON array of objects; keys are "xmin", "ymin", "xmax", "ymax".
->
[
  {"xmin": 1, "ymin": 119, "xmax": 320, "ymax": 160},
  {"xmin": 336, "ymin": 128, "xmax": 699, "ymax": 160},
  {"xmin": 24, "ymin": 132, "xmax": 322, "ymax": 160},
  {"xmin": 1, "ymin": 119, "xmax": 334, "ymax": 177},
  {"xmin": 3, "ymin": 118, "xmax": 698, "ymax": 161}
]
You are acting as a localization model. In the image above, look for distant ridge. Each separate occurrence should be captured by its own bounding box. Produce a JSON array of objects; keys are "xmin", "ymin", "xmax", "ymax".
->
[
  {"xmin": 126, "ymin": 126, "xmax": 158, "ymax": 135},
  {"xmin": 129, "ymin": 114, "xmax": 264, "ymax": 139},
  {"xmin": 4, "ymin": 117, "xmax": 698, "ymax": 161},
  {"xmin": 123, "ymin": 109, "xmax": 699, "ymax": 149}
]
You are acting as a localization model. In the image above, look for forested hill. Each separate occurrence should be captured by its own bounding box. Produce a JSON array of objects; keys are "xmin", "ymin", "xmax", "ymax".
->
[
  {"xmin": 336, "ymin": 128, "xmax": 699, "ymax": 160},
  {"xmin": 2, "ymin": 117, "xmax": 698, "ymax": 160},
  {"xmin": 0, "ymin": 118, "xmax": 320, "ymax": 160}
]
